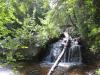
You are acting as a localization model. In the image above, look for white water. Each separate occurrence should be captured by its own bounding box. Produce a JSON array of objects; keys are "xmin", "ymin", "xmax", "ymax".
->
[
  {"xmin": 41, "ymin": 62, "xmax": 82, "ymax": 68},
  {"xmin": 0, "ymin": 66, "xmax": 19, "ymax": 75},
  {"xmin": 44, "ymin": 36, "xmax": 82, "ymax": 66},
  {"xmin": 68, "ymin": 44, "xmax": 82, "ymax": 63}
]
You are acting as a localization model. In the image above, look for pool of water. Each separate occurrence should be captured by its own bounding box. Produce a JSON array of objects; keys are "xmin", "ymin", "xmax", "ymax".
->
[{"xmin": 0, "ymin": 61, "xmax": 100, "ymax": 75}]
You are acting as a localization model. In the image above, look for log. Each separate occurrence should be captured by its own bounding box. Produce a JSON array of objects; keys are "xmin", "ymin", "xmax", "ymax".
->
[{"xmin": 47, "ymin": 32, "xmax": 69, "ymax": 75}]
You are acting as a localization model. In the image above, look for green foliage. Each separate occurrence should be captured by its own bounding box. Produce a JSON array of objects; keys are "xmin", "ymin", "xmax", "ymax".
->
[
  {"xmin": 96, "ymin": 68, "xmax": 100, "ymax": 75},
  {"xmin": 0, "ymin": 0, "xmax": 61, "ymax": 63},
  {"xmin": 47, "ymin": 0, "xmax": 100, "ymax": 53},
  {"xmin": 0, "ymin": 0, "xmax": 100, "ymax": 63}
]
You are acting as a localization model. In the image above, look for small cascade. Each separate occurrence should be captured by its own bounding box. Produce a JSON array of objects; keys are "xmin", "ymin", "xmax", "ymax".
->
[
  {"xmin": 68, "ymin": 39, "xmax": 82, "ymax": 64},
  {"xmin": 43, "ymin": 32, "xmax": 82, "ymax": 66},
  {"xmin": 44, "ymin": 40, "xmax": 66, "ymax": 62}
]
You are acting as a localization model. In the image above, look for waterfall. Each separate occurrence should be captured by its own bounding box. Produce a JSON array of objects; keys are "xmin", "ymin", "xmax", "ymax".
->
[
  {"xmin": 43, "ymin": 34, "xmax": 82, "ymax": 66},
  {"xmin": 67, "ymin": 39, "xmax": 82, "ymax": 63},
  {"xmin": 44, "ymin": 40, "xmax": 65, "ymax": 62},
  {"xmin": 68, "ymin": 42, "xmax": 82, "ymax": 63}
]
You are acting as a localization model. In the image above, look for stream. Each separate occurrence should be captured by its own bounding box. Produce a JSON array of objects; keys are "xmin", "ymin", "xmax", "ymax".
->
[{"xmin": 0, "ymin": 61, "xmax": 99, "ymax": 75}]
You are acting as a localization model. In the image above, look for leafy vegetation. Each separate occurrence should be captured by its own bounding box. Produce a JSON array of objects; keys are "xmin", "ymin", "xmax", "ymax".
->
[
  {"xmin": 96, "ymin": 68, "xmax": 100, "ymax": 75},
  {"xmin": 0, "ymin": 0, "xmax": 100, "ymax": 63}
]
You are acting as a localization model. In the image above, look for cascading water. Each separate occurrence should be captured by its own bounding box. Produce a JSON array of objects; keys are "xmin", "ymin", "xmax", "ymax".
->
[
  {"xmin": 68, "ymin": 39, "xmax": 82, "ymax": 64},
  {"xmin": 43, "ymin": 34, "xmax": 82, "ymax": 66},
  {"xmin": 44, "ymin": 39, "xmax": 66, "ymax": 62}
]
